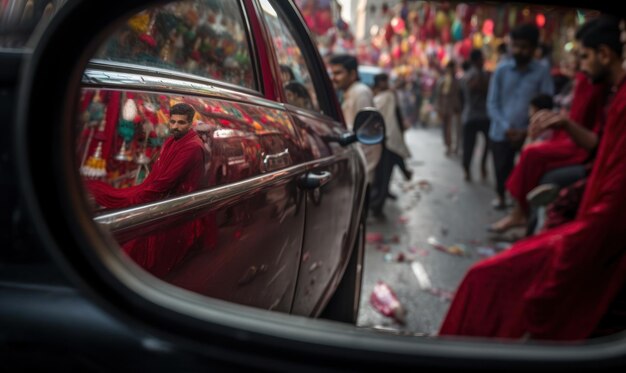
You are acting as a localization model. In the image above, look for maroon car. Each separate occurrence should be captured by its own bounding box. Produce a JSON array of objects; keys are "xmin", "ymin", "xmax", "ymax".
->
[{"xmin": 75, "ymin": 0, "xmax": 383, "ymax": 323}]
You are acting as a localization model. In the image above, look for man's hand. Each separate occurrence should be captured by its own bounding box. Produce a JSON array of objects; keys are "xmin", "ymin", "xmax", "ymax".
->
[
  {"xmin": 505, "ymin": 128, "xmax": 527, "ymax": 142},
  {"xmin": 506, "ymin": 128, "xmax": 527, "ymax": 150},
  {"xmin": 529, "ymin": 109, "xmax": 567, "ymax": 140}
]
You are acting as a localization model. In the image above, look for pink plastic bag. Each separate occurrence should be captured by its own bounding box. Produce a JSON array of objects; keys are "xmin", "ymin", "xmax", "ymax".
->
[{"xmin": 370, "ymin": 281, "xmax": 406, "ymax": 324}]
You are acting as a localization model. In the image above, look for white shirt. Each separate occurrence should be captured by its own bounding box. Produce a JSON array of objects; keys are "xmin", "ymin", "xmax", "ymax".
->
[{"xmin": 341, "ymin": 81, "xmax": 381, "ymax": 182}]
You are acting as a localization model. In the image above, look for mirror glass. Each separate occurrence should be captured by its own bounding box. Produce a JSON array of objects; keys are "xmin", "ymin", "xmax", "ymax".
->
[
  {"xmin": 72, "ymin": 0, "xmax": 624, "ymax": 344},
  {"xmin": 354, "ymin": 109, "xmax": 385, "ymax": 145}
]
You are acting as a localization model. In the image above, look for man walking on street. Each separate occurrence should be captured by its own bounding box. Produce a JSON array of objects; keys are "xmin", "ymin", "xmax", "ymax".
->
[{"xmin": 329, "ymin": 54, "xmax": 381, "ymax": 184}]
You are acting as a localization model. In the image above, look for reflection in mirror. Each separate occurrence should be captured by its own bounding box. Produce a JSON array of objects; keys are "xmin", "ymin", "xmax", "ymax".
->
[
  {"xmin": 77, "ymin": 2, "xmax": 311, "ymax": 315},
  {"xmin": 71, "ymin": 0, "xmax": 626, "ymax": 344},
  {"xmin": 93, "ymin": 0, "xmax": 254, "ymax": 89}
]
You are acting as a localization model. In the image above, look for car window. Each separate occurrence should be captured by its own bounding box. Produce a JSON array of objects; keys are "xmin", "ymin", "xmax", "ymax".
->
[
  {"xmin": 93, "ymin": 0, "xmax": 255, "ymax": 90},
  {"xmin": 258, "ymin": 0, "xmax": 321, "ymax": 113}
]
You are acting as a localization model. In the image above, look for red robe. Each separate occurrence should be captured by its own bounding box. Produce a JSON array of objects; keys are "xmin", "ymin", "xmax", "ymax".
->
[
  {"xmin": 88, "ymin": 130, "xmax": 208, "ymax": 276},
  {"xmin": 505, "ymin": 73, "xmax": 606, "ymax": 213},
  {"xmin": 440, "ymin": 78, "xmax": 626, "ymax": 341}
]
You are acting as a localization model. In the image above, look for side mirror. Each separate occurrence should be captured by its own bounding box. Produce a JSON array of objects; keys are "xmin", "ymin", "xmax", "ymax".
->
[
  {"xmin": 354, "ymin": 108, "xmax": 385, "ymax": 145},
  {"xmin": 338, "ymin": 108, "xmax": 385, "ymax": 146}
]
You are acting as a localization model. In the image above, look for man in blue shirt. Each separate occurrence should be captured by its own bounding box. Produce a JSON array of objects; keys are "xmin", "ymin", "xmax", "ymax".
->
[{"xmin": 487, "ymin": 23, "xmax": 554, "ymax": 210}]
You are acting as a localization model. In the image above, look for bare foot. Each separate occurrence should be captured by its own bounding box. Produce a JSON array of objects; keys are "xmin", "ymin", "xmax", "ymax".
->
[{"xmin": 488, "ymin": 214, "xmax": 527, "ymax": 233}]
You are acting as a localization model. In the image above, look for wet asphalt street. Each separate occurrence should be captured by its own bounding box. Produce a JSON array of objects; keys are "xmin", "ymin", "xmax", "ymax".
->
[{"xmin": 357, "ymin": 125, "xmax": 526, "ymax": 335}]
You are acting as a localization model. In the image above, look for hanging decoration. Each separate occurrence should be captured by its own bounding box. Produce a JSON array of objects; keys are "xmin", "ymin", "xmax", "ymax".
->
[
  {"xmin": 482, "ymin": 19, "xmax": 494, "ymax": 36},
  {"xmin": 81, "ymin": 141, "xmax": 107, "ymax": 179},
  {"xmin": 452, "ymin": 18, "xmax": 463, "ymax": 41},
  {"xmin": 536, "ymin": 13, "xmax": 546, "ymax": 28},
  {"xmin": 116, "ymin": 97, "xmax": 138, "ymax": 162},
  {"xmin": 391, "ymin": 16, "xmax": 406, "ymax": 35}
]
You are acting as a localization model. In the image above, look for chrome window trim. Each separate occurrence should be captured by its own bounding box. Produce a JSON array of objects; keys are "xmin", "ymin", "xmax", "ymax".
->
[
  {"xmin": 83, "ymin": 61, "xmax": 284, "ymax": 110},
  {"xmin": 237, "ymin": 0, "xmax": 264, "ymax": 95},
  {"xmin": 93, "ymin": 154, "xmax": 348, "ymax": 236}
]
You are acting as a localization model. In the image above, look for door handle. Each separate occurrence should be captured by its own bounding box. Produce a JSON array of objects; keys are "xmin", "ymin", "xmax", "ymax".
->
[
  {"xmin": 262, "ymin": 149, "xmax": 291, "ymax": 173},
  {"xmin": 298, "ymin": 171, "xmax": 332, "ymax": 190}
]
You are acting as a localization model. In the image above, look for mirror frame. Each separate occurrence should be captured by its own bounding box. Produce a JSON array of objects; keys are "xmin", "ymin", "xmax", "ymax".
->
[
  {"xmin": 354, "ymin": 107, "xmax": 385, "ymax": 145},
  {"xmin": 14, "ymin": 0, "xmax": 626, "ymax": 369}
]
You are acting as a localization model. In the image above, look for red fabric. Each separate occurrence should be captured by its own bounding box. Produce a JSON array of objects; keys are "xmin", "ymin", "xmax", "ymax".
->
[
  {"xmin": 87, "ymin": 130, "xmax": 205, "ymax": 208},
  {"xmin": 87, "ymin": 130, "xmax": 208, "ymax": 276},
  {"xmin": 505, "ymin": 74, "xmax": 606, "ymax": 213},
  {"xmin": 439, "ymin": 79, "xmax": 626, "ymax": 341}
]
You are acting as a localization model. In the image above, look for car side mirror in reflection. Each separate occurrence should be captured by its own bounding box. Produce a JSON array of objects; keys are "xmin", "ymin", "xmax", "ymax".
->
[
  {"xmin": 354, "ymin": 108, "xmax": 385, "ymax": 145},
  {"xmin": 338, "ymin": 108, "xmax": 385, "ymax": 146}
]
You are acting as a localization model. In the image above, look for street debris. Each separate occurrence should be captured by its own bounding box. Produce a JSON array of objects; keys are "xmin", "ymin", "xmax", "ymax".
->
[
  {"xmin": 370, "ymin": 281, "xmax": 406, "ymax": 324},
  {"xmin": 366, "ymin": 232, "xmax": 384, "ymax": 244},
  {"xmin": 396, "ymin": 252, "xmax": 406, "ymax": 262},
  {"xmin": 397, "ymin": 216, "xmax": 410, "ymax": 224},
  {"xmin": 408, "ymin": 246, "xmax": 430, "ymax": 257},
  {"xmin": 376, "ymin": 244, "xmax": 391, "ymax": 253},
  {"xmin": 427, "ymin": 236, "xmax": 448, "ymax": 253},
  {"xmin": 427, "ymin": 237, "xmax": 467, "ymax": 256},
  {"xmin": 417, "ymin": 180, "xmax": 432, "ymax": 192},
  {"xmin": 426, "ymin": 287, "xmax": 455, "ymax": 302},
  {"xmin": 383, "ymin": 251, "xmax": 408, "ymax": 263},
  {"xmin": 447, "ymin": 244, "xmax": 467, "ymax": 256},
  {"xmin": 476, "ymin": 246, "xmax": 497, "ymax": 258}
]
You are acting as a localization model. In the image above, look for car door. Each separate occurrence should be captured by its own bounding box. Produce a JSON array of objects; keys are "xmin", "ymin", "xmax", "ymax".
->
[
  {"xmin": 256, "ymin": 0, "xmax": 366, "ymax": 317},
  {"xmin": 79, "ymin": 0, "xmax": 308, "ymax": 313}
]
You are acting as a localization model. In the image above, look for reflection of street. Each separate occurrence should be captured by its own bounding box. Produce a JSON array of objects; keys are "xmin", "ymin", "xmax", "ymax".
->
[{"xmin": 357, "ymin": 126, "xmax": 523, "ymax": 335}]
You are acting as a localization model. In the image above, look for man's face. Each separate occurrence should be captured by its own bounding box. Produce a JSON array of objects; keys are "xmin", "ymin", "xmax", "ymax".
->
[
  {"xmin": 169, "ymin": 114, "xmax": 192, "ymax": 140},
  {"xmin": 511, "ymin": 39, "xmax": 535, "ymax": 67},
  {"xmin": 579, "ymin": 46, "xmax": 608, "ymax": 84},
  {"xmin": 330, "ymin": 64, "xmax": 356, "ymax": 91}
]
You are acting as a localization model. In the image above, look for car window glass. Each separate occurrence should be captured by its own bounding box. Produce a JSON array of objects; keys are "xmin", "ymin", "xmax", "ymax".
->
[
  {"xmin": 93, "ymin": 0, "xmax": 255, "ymax": 90},
  {"xmin": 259, "ymin": 0, "xmax": 320, "ymax": 113}
]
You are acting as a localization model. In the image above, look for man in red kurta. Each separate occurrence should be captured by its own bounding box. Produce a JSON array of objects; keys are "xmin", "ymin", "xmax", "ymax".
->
[
  {"xmin": 88, "ymin": 103, "xmax": 208, "ymax": 277},
  {"xmin": 440, "ymin": 19, "xmax": 626, "ymax": 341}
]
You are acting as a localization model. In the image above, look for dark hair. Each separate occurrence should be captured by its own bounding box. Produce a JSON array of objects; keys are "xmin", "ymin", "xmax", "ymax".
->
[
  {"xmin": 280, "ymin": 64, "xmax": 295, "ymax": 81},
  {"xmin": 461, "ymin": 60, "xmax": 471, "ymax": 71},
  {"xmin": 329, "ymin": 54, "xmax": 358, "ymax": 73},
  {"xmin": 170, "ymin": 103, "xmax": 195, "ymax": 122},
  {"xmin": 581, "ymin": 17, "xmax": 623, "ymax": 56},
  {"xmin": 446, "ymin": 60, "xmax": 456, "ymax": 70},
  {"xmin": 575, "ymin": 18, "xmax": 601, "ymax": 40},
  {"xmin": 510, "ymin": 23, "xmax": 540, "ymax": 46},
  {"xmin": 470, "ymin": 48, "xmax": 483, "ymax": 63},
  {"xmin": 373, "ymin": 73, "xmax": 389, "ymax": 87},
  {"xmin": 284, "ymin": 81, "xmax": 311, "ymax": 100},
  {"xmin": 530, "ymin": 93, "xmax": 554, "ymax": 111}
]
